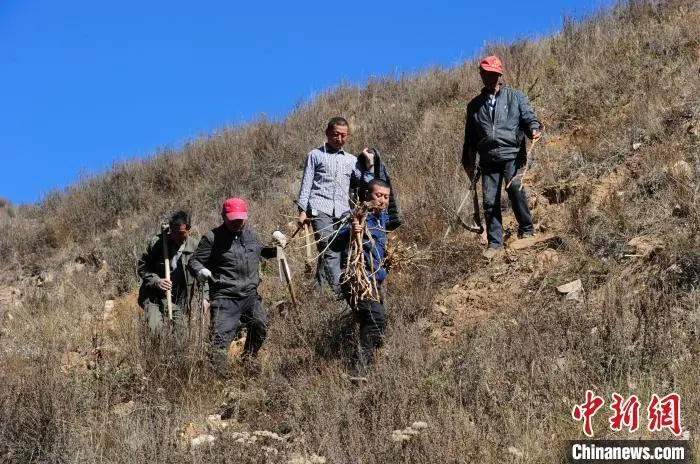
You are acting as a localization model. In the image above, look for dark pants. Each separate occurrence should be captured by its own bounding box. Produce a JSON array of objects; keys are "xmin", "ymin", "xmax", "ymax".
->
[
  {"xmin": 310, "ymin": 212, "xmax": 343, "ymax": 295},
  {"xmin": 481, "ymin": 159, "xmax": 534, "ymax": 248},
  {"xmin": 354, "ymin": 298, "xmax": 386, "ymax": 366},
  {"xmin": 209, "ymin": 294, "xmax": 267, "ymax": 365}
]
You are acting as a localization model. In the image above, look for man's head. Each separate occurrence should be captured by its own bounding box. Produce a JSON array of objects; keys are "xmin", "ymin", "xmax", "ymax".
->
[
  {"xmin": 168, "ymin": 210, "xmax": 191, "ymax": 247},
  {"xmin": 367, "ymin": 179, "xmax": 391, "ymax": 212},
  {"xmin": 325, "ymin": 116, "xmax": 349, "ymax": 151},
  {"xmin": 478, "ymin": 55, "xmax": 503, "ymax": 92},
  {"xmin": 221, "ymin": 197, "xmax": 247, "ymax": 233}
]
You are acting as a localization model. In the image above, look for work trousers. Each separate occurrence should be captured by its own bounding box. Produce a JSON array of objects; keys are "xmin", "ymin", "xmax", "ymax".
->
[
  {"xmin": 310, "ymin": 212, "xmax": 343, "ymax": 295},
  {"xmin": 354, "ymin": 298, "xmax": 386, "ymax": 366},
  {"xmin": 481, "ymin": 159, "xmax": 534, "ymax": 248},
  {"xmin": 143, "ymin": 301, "xmax": 185, "ymax": 334},
  {"xmin": 209, "ymin": 294, "xmax": 267, "ymax": 365}
]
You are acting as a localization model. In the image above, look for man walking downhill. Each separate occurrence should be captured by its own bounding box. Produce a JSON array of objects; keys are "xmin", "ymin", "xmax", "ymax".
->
[
  {"xmin": 296, "ymin": 117, "xmax": 373, "ymax": 296},
  {"xmin": 137, "ymin": 210, "xmax": 208, "ymax": 335},
  {"xmin": 461, "ymin": 55, "xmax": 542, "ymax": 259},
  {"xmin": 336, "ymin": 179, "xmax": 392, "ymax": 368},
  {"xmin": 188, "ymin": 198, "xmax": 285, "ymax": 375}
]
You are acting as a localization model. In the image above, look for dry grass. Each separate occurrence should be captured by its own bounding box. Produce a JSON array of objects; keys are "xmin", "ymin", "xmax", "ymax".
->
[{"xmin": 1, "ymin": 0, "xmax": 699, "ymax": 462}]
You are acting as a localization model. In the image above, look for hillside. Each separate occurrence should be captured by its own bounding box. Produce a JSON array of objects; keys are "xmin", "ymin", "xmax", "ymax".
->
[{"xmin": 1, "ymin": 0, "xmax": 699, "ymax": 462}]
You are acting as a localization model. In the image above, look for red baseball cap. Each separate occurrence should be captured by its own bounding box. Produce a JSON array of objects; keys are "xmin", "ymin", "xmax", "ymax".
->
[
  {"xmin": 222, "ymin": 197, "xmax": 247, "ymax": 220},
  {"xmin": 479, "ymin": 55, "xmax": 503, "ymax": 75}
]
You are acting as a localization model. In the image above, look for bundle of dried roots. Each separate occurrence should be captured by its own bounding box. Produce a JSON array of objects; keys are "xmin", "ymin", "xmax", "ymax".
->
[{"xmin": 340, "ymin": 202, "xmax": 380, "ymax": 309}]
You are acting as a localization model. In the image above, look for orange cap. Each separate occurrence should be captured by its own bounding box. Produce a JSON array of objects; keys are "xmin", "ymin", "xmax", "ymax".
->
[{"xmin": 479, "ymin": 56, "xmax": 503, "ymax": 74}]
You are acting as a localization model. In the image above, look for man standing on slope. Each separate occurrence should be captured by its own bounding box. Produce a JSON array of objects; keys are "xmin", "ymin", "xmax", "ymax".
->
[
  {"xmin": 188, "ymin": 198, "xmax": 286, "ymax": 375},
  {"xmin": 137, "ymin": 210, "xmax": 208, "ymax": 335},
  {"xmin": 296, "ymin": 117, "xmax": 372, "ymax": 296},
  {"xmin": 461, "ymin": 55, "xmax": 542, "ymax": 259}
]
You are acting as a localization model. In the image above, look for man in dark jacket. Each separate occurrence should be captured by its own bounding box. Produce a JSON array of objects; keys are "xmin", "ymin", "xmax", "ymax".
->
[
  {"xmin": 462, "ymin": 55, "xmax": 542, "ymax": 259},
  {"xmin": 137, "ymin": 210, "xmax": 208, "ymax": 334},
  {"xmin": 336, "ymin": 179, "xmax": 391, "ymax": 367},
  {"xmin": 188, "ymin": 198, "xmax": 284, "ymax": 373}
]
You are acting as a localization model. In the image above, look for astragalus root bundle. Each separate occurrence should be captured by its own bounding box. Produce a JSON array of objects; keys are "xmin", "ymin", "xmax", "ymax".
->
[{"xmin": 340, "ymin": 202, "xmax": 380, "ymax": 309}]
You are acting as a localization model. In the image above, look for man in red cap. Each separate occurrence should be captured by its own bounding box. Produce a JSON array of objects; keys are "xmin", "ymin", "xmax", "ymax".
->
[
  {"xmin": 461, "ymin": 55, "xmax": 542, "ymax": 259},
  {"xmin": 189, "ymin": 197, "xmax": 285, "ymax": 375}
]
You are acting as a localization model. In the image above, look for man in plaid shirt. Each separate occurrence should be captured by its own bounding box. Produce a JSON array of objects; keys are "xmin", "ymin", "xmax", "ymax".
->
[{"xmin": 296, "ymin": 116, "xmax": 370, "ymax": 296}]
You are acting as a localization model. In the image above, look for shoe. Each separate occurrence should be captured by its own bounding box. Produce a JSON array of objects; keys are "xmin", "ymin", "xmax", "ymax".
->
[
  {"xmin": 518, "ymin": 231, "xmax": 535, "ymax": 239},
  {"xmin": 482, "ymin": 247, "xmax": 504, "ymax": 260}
]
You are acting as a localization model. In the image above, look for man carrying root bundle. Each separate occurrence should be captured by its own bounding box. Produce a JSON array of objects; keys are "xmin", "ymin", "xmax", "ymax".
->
[
  {"xmin": 335, "ymin": 179, "xmax": 391, "ymax": 367},
  {"xmin": 296, "ymin": 117, "xmax": 400, "ymax": 297}
]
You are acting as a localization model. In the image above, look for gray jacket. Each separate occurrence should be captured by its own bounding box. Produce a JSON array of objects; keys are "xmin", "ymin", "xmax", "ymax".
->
[
  {"xmin": 188, "ymin": 225, "xmax": 276, "ymax": 300},
  {"xmin": 462, "ymin": 85, "xmax": 540, "ymax": 172}
]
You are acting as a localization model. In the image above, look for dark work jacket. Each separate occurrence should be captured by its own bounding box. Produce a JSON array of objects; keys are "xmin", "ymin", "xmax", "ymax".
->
[
  {"xmin": 188, "ymin": 225, "xmax": 276, "ymax": 300},
  {"xmin": 137, "ymin": 234, "xmax": 207, "ymax": 312},
  {"xmin": 462, "ymin": 85, "xmax": 540, "ymax": 173},
  {"xmin": 350, "ymin": 148, "xmax": 403, "ymax": 231}
]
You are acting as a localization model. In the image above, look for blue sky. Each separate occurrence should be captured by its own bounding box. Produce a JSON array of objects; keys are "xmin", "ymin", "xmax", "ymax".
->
[{"xmin": 1, "ymin": 0, "xmax": 612, "ymax": 204}]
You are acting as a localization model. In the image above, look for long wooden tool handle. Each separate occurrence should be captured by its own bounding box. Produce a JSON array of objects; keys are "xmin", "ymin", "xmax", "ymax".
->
[
  {"xmin": 278, "ymin": 246, "xmax": 297, "ymax": 309},
  {"xmin": 165, "ymin": 262, "xmax": 172, "ymax": 320},
  {"xmin": 199, "ymin": 285, "xmax": 205, "ymax": 357},
  {"xmin": 304, "ymin": 223, "xmax": 312, "ymax": 262},
  {"xmin": 161, "ymin": 225, "xmax": 173, "ymax": 321},
  {"xmin": 283, "ymin": 260, "xmax": 297, "ymax": 308}
]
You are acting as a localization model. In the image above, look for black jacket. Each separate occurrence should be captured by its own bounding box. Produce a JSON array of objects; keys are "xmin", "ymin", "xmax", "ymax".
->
[
  {"xmin": 462, "ymin": 85, "xmax": 540, "ymax": 173},
  {"xmin": 351, "ymin": 148, "xmax": 403, "ymax": 231},
  {"xmin": 188, "ymin": 225, "xmax": 276, "ymax": 300}
]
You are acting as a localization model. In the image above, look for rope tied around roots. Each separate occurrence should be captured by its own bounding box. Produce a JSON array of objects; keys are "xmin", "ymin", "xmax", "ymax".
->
[{"xmin": 341, "ymin": 202, "xmax": 380, "ymax": 309}]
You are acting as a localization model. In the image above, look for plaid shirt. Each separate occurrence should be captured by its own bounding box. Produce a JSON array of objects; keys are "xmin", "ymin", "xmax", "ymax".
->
[{"xmin": 296, "ymin": 144, "xmax": 363, "ymax": 217}]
